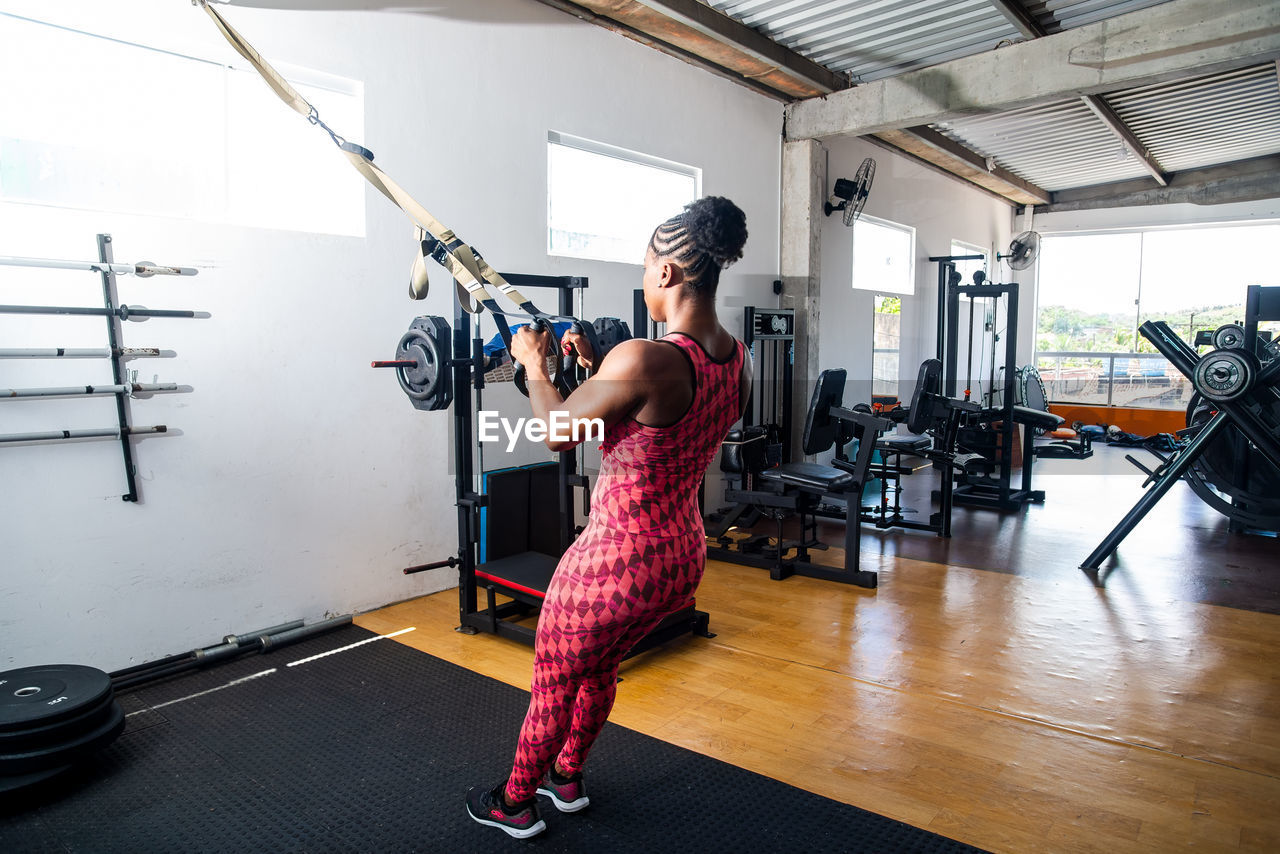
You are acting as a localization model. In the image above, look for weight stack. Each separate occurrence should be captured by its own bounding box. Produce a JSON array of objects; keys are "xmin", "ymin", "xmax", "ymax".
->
[{"xmin": 0, "ymin": 664, "xmax": 126, "ymax": 793}]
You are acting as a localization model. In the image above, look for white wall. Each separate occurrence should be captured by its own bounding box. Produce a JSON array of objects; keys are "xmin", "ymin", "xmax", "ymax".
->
[
  {"xmin": 816, "ymin": 137, "xmax": 1016, "ymax": 406},
  {"xmin": 0, "ymin": 0, "xmax": 781, "ymax": 670}
]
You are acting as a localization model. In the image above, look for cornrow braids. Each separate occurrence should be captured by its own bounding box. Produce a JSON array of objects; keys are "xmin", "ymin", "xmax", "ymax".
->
[{"xmin": 647, "ymin": 196, "xmax": 748, "ymax": 297}]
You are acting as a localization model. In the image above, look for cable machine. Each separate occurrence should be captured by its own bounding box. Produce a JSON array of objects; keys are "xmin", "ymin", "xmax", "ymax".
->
[
  {"xmin": 933, "ymin": 256, "xmax": 1054, "ymax": 509},
  {"xmin": 396, "ymin": 276, "xmax": 711, "ymax": 657}
]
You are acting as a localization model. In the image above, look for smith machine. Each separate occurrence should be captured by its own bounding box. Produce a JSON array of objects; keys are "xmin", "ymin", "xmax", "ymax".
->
[{"xmin": 387, "ymin": 270, "xmax": 711, "ymax": 657}]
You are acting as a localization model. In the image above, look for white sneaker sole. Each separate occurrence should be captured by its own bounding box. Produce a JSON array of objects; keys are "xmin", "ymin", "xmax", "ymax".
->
[
  {"xmin": 537, "ymin": 786, "xmax": 590, "ymax": 813},
  {"xmin": 466, "ymin": 806, "xmax": 547, "ymax": 838}
]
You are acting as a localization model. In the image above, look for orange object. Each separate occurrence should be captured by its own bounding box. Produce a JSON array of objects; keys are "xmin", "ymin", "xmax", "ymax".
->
[{"xmin": 1048, "ymin": 404, "xmax": 1185, "ymax": 435}]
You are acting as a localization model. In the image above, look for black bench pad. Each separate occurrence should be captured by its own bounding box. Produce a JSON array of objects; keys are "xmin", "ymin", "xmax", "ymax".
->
[{"xmin": 761, "ymin": 462, "xmax": 853, "ymax": 492}]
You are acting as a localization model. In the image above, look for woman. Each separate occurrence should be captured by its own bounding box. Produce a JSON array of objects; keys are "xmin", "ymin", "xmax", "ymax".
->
[{"xmin": 466, "ymin": 196, "xmax": 752, "ymax": 839}]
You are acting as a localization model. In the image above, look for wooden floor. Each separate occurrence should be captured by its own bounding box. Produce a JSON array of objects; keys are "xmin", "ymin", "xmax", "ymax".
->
[
  {"xmin": 358, "ymin": 558, "xmax": 1280, "ymax": 853},
  {"xmin": 357, "ymin": 454, "xmax": 1280, "ymax": 853}
]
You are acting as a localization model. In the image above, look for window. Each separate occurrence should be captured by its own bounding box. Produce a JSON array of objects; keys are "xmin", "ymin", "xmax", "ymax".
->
[
  {"xmin": 872, "ymin": 295, "xmax": 901, "ymax": 398},
  {"xmin": 547, "ymin": 132, "xmax": 700, "ymax": 265},
  {"xmin": 852, "ymin": 216, "xmax": 914, "ymax": 295},
  {"xmin": 0, "ymin": 9, "xmax": 365, "ymax": 236},
  {"xmin": 1034, "ymin": 222, "xmax": 1280, "ymax": 408},
  {"xmin": 950, "ymin": 240, "xmax": 988, "ymax": 294}
]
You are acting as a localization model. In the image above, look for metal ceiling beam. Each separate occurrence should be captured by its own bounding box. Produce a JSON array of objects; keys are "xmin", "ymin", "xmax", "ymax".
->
[
  {"xmin": 633, "ymin": 0, "xmax": 844, "ymax": 91},
  {"xmin": 987, "ymin": 0, "xmax": 1045, "ymax": 39},
  {"xmin": 1027, "ymin": 154, "xmax": 1280, "ymax": 213},
  {"xmin": 874, "ymin": 125, "xmax": 1051, "ymax": 205},
  {"xmin": 535, "ymin": 0, "xmax": 847, "ymax": 100},
  {"xmin": 532, "ymin": 0, "xmax": 797, "ymax": 100},
  {"xmin": 986, "ymin": 1, "xmax": 1170, "ymax": 190},
  {"xmin": 1080, "ymin": 95, "xmax": 1169, "ymax": 186},
  {"xmin": 786, "ymin": 0, "xmax": 1280, "ymax": 140}
]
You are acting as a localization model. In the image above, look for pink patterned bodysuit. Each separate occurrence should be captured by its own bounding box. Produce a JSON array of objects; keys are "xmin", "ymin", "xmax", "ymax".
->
[{"xmin": 505, "ymin": 332, "xmax": 745, "ymax": 801}]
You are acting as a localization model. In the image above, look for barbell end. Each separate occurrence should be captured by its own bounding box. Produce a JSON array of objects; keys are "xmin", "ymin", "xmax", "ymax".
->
[{"xmin": 371, "ymin": 359, "xmax": 418, "ymax": 368}]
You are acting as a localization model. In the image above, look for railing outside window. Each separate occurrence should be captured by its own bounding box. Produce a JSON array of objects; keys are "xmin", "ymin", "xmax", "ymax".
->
[{"xmin": 1035, "ymin": 351, "xmax": 1192, "ymax": 410}]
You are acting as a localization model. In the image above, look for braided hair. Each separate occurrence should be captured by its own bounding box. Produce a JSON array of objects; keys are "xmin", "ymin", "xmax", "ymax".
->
[{"xmin": 647, "ymin": 196, "xmax": 748, "ymax": 297}]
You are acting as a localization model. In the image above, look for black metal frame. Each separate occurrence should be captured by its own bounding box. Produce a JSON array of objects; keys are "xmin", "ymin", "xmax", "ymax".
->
[
  {"xmin": 1081, "ymin": 303, "xmax": 1280, "ymax": 570},
  {"xmin": 742, "ymin": 306, "xmax": 795, "ymax": 463},
  {"xmin": 706, "ymin": 369, "xmax": 891, "ymax": 589},
  {"xmin": 95, "ymin": 235, "xmax": 142, "ymax": 501},
  {"xmin": 940, "ymin": 276, "xmax": 1045, "ymax": 509}
]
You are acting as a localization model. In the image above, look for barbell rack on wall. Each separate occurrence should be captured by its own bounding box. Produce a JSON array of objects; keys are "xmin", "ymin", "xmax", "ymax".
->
[
  {"xmin": 0, "ymin": 234, "xmax": 203, "ymax": 501},
  {"xmin": 0, "ymin": 347, "xmax": 162, "ymax": 359}
]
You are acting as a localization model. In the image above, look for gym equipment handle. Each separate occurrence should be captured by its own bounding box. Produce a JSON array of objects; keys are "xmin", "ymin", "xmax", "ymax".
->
[{"xmin": 404, "ymin": 556, "xmax": 460, "ymax": 575}]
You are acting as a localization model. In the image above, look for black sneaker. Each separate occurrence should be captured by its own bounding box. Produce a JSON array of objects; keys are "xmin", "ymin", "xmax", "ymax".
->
[
  {"xmin": 537, "ymin": 769, "xmax": 589, "ymax": 813},
  {"xmin": 465, "ymin": 782, "xmax": 546, "ymax": 839}
]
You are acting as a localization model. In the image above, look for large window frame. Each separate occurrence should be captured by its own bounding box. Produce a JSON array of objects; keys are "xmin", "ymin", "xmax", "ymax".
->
[
  {"xmin": 0, "ymin": 8, "xmax": 366, "ymax": 236},
  {"xmin": 546, "ymin": 131, "xmax": 701, "ymax": 265},
  {"xmin": 1033, "ymin": 220, "xmax": 1280, "ymax": 409}
]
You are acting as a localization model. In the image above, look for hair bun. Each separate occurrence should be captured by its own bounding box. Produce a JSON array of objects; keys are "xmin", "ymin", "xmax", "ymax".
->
[{"xmin": 683, "ymin": 196, "xmax": 748, "ymax": 268}]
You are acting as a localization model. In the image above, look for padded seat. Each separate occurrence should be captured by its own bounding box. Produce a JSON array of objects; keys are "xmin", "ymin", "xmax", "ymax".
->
[
  {"xmin": 878, "ymin": 436, "xmax": 931, "ymax": 454},
  {"xmin": 1011, "ymin": 405, "xmax": 1063, "ymax": 431},
  {"xmin": 761, "ymin": 462, "xmax": 853, "ymax": 492},
  {"xmin": 952, "ymin": 452, "xmax": 989, "ymax": 472}
]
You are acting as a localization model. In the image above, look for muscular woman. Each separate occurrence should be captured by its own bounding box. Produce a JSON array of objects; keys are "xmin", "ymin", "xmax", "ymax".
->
[{"xmin": 466, "ymin": 196, "xmax": 751, "ymax": 839}]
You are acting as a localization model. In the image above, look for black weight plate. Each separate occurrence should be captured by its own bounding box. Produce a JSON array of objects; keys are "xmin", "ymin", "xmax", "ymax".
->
[
  {"xmin": 1193, "ymin": 349, "xmax": 1257, "ymax": 402},
  {"xmin": 1187, "ymin": 401, "xmax": 1280, "ymax": 511},
  {"xmin": 402, "ymin": 342, "xmax": 434, "ymax": 387},
  {"xmin": 0, "ymin": 699, "xmax": 125, "ymax": 776},
  {"xmin": 0, "ymin": 762, "xmax": 73, "ymax": 794},
  {"xmin": 0, "ymin": 665, "xmax": 113, "ymax": 733},
  {"xmin": 395, "ymin": 330, "xmax": 437, "ymax": 402},
  {"xmin": 1213, "ymin": 323, "xmax": 1246, "ymax": 350},
  {"xmin": 0, "ymin": 687, "xmax": 116, "ymax": 751}
]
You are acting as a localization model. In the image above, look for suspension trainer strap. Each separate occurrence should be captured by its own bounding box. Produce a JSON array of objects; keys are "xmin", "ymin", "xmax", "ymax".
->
[{"xmin": 196, "ymin": 0, "xmax": 546, "ymax": 323}]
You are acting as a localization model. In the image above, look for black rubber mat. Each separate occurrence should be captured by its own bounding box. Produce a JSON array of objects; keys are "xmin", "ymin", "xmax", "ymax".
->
[{"xmin": 0, "ymin": 625, "xmax": 987, "ymax": 853}]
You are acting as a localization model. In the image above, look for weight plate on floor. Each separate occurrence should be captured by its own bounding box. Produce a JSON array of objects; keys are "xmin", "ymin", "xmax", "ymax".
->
[
  {"xmin": 0, "ymin": 699, "xmax": 125, "ymax": 776},
  {"xmin": 0, "ymin": 665, "xmax": 113, "ymax": 733},
  {"xmin": 0, "ymin": 762, "xmax": 74, "ymax": 794},
  {"xmin": 0, "ymin": 689, "xmax": 116, "ymax": 753}
]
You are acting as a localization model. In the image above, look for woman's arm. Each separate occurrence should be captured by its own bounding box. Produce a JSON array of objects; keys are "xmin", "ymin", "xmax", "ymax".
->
[{"xmin": 510, "ymin": 327, "xmax": 657, "ymax": 452}]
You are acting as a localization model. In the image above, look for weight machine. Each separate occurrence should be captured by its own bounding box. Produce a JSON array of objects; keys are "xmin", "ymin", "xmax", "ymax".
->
[
  {"xmin": 391, "ymin": 276, "xmax": 711, "ymax": 657},
  {"xmin": 742, "ymin": 305, "xmax": 795, "ymax": 464},
  {"xmin": 706, "ymin": 368, "xmax": 891, "ymax": 588},
  {"xmin": 1082, "ymin": 285, "xmax": 1280, "ymax": 569},
  {"xmin": 932, "ymin": 257, "xmax": 1061, "ymax": 510}
]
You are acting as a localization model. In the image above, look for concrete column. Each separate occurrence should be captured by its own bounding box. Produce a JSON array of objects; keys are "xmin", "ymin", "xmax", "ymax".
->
[{"xmin": 780, "ymin": 138, "xmax": 824, "ymax": 461}]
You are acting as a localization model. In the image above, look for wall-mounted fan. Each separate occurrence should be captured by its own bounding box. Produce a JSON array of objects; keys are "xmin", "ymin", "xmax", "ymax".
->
[
  {"xmin": 997, "ymin": 230, "xmax": 1041, "ymax": 271},
  {"xmin": 823, "ymin": 157, "xmax": 876, "ymax": 226}
]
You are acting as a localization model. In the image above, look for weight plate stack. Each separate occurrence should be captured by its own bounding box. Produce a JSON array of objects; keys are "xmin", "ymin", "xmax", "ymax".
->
[
  {"xmin": 0, "ymin": 664, "xmax": 126, "ymax": 792},
  {"xmin": 396, "ymin": 315, "xmax": 453, "ymax": 412}
]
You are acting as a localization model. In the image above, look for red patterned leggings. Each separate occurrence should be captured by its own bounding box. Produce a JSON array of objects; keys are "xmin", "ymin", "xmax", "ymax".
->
[{"xmin": 504, "ymin": 526, "xmax": 703, "ymax": 802}]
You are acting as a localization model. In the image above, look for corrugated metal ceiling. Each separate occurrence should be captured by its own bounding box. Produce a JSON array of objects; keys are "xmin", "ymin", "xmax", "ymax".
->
[
  {"xmin": 932, "ymin": 100, "xmax": 1153, "ymax": 192},
  {"xmin": 932, "ymin": 62, "xmax": 1280, "ymax": 191},
  {"xmin": 701, "ymin": 0, "xmax": 1279, "ymax": 196},
  {"xmin": 1108, "ymin": 64, "xmax": 1280, "ymax": 174},
  {"xmin": 706, "ymin": 0, "xmax": 1023, "ymax": 83},
  {"xmin": 1021, "ymin": 0, "xmax": 1174, "ymax": 33}
]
